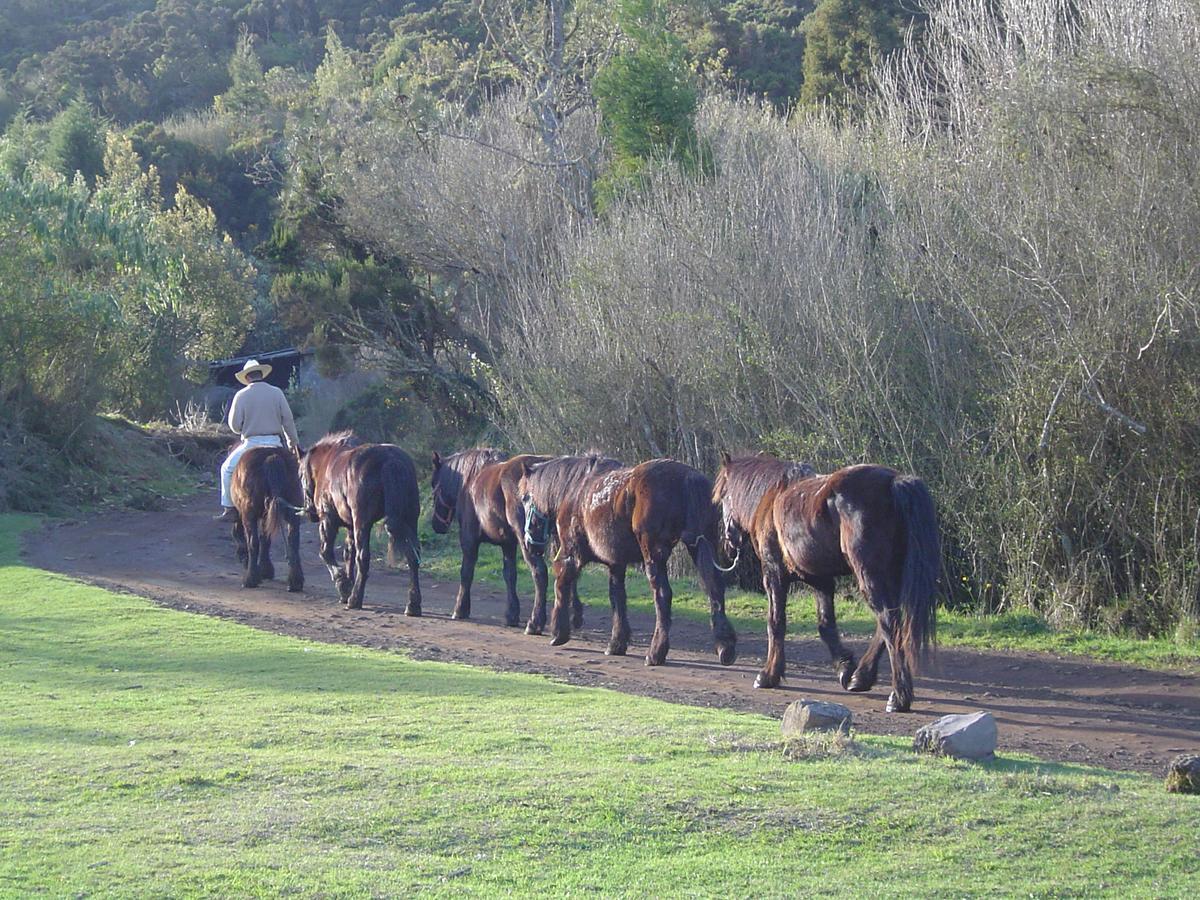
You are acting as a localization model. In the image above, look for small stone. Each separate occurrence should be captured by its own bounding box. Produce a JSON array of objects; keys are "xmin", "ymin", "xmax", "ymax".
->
[
  {"xmin": 914, "ymin": 711, "xmax": 998, "ymax": 761},
  {"xmin": 781, "ymin": 699, "xmax": 853, "ymax": 736},
  {"xmin": 1165, "ymin": 754, "xmax": 1200, "ymax": 794}
]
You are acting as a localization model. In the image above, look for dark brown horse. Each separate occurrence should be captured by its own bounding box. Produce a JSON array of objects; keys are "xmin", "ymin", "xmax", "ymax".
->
[
  {"xmin": 521, "ymin": 458, "xmax": 737, "ymax": 667},
  {"xmin": 518, "ymin": 454, "xmax": 623, "ymax": 633},
  {"xmin": 714, "ymin": 453, "xmax": 939, "ymax": 712},
  {"xmin": 430, "ymin": 449, "xmax": 586, "ymax": 630},
  {"xmin": 229, "ymin": 445, "xmax": 304, "ymax": 592},
  {"xmin": 301, "ymin": 431, "xmax": 422, "ymax": 613}
]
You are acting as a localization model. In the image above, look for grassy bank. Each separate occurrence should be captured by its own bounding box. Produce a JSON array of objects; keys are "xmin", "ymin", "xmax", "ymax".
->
[
  {"xmin": 416, "ymin": 526, "xmax": 1200, "ymax": 673},
  {"xmin": 2, "ymin": 515, "xmax": 1196, "ymax": 896}
]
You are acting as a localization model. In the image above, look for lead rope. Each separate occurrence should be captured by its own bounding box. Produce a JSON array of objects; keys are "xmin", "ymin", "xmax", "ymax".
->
[{"xmin": 696, "ymin": 533, "xmax": 741, "ymax": 573}]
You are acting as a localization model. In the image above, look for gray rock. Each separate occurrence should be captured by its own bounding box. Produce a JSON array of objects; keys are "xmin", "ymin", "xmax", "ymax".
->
[
  {"xmin": 1165, "ymin": 754, "xmax": 1200, "ymax": 794},
  {"xmin": 914, "ymin": 711, "xmax": 998, "ymax": 761},
  {"xmin": 782, "ymin": 699, "xmax": 853, "ymax": 736}
]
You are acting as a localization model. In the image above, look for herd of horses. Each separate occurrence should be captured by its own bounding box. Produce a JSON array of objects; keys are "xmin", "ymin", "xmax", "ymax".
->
[{"xmin": 229, "ymin": 433, "xmax": 940, "ymax": 713}]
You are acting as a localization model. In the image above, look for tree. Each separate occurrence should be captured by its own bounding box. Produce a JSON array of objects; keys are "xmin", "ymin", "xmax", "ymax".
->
[
  {"xmin": 799, "ymin": 0, "xmax": 919, "ymax": 111},
  {"xmin": 592, "ymin": 0, "xmax": 705, "ymax": 205},
  {"xmin": 45, "ymin": 98, "xmax": 106, "ymax": 185}
]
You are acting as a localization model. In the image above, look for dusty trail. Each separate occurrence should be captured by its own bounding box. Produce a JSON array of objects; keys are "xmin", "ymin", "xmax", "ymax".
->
[{"xmin": 25, "ymin": 495, "xmax": 1200, "ymax": 774}]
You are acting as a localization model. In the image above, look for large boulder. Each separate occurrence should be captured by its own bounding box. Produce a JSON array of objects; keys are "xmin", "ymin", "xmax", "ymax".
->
[
  {"xmin": 914, "ymin": 711, "xmax": 998, "ymax": 761},
  {"xmin": 782, "ymin": 699, "xmax": 853, "ymax": 736},
  {"xmin": 1165, "ymin": 754, "xmax": 1200, "ymax": 794}
]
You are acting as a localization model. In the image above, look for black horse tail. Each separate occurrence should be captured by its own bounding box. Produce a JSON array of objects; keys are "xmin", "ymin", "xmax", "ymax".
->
[
  {"xmin": 681, "ymin": 469, "xmax": 720, "ymax": 550},
  {"xmin": 893, "ymin": 474, "xmax": 940, "ymax": 668},
  {"xmin": 381, "ymin": 456, "xmax": 420, "ymax": 568},
  {"xmin": 264, "ymin": 453, "xmax": 300, "ymax": 540}
]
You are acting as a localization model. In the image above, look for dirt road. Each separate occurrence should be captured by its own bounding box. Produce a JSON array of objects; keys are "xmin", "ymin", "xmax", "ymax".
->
[{"xmin": 25, "ymin": 495, "xmax": 1200, "ymax": 774}]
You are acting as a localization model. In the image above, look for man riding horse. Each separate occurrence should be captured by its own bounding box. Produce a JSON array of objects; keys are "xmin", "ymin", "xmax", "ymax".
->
[{"xmin": 215, "ymin": 359, "xmax": 300, "ymax": 522}]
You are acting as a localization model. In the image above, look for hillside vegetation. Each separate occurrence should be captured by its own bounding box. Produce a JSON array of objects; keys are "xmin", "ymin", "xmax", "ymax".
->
[{"xmin": 2, "ymin": 0, "xmax": 1199, "ymax": 641}]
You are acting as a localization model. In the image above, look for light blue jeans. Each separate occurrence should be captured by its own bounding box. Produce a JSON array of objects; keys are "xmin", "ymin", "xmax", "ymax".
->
[{"xmin": 220, "ymin": 435, "xmax": 283, "ymax": 507}]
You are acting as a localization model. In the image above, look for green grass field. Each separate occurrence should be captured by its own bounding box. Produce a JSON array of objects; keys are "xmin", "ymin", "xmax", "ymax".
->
[
  {"xmin": 414, "ymin": 524, "xmax": 1200, "ymax": 673},
  {"xmin": 1, "ymin": 515, "xmax": 1197, "ymax": 896}
]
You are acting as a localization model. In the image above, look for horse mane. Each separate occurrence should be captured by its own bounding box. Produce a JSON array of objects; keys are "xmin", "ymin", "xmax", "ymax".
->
[
  {"xmin": 525, "ymin": 454, "xmax": 623, "ymax": 513},
  {"xmin": 714, "ymin": 453, "xmax": 817, "ymax": 529},
  {"xmin": 442, "ymin": 447, "xmax": 509, "ymax": 485},
  {"xmin": 311, "ymin": 430, "xmax": 362, "ymax": 451}
]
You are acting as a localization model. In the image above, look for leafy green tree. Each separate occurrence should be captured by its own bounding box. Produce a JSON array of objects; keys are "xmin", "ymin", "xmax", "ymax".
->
[
  {"xmin": 593, "ymin": 0, "xmax": 706, "ymax": 205},
  {"xmin": 799, "ymin": 0, "xmax": 920, "ymax": 111},
  {"xmin": 45, "ymin": 98, "xmax": 106, "ymax": 185}
]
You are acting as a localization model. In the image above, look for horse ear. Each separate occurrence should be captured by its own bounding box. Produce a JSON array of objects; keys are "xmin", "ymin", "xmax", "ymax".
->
[
  {"xmin": 431, "ymin": 451, "xmax": 442, "ymax": 470},
  {"xmin": 520, "ymin": 458, "xmax": 535, "ymax": 478},
  {"xmin": 719, "ymin": 450, "xmax": 732, "ymax": 467}
]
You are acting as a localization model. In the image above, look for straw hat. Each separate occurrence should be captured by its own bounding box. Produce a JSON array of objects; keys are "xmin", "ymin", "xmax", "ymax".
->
[{"xmin": 235, "ymin": 358, "xmax": 273, "ymax": 385}]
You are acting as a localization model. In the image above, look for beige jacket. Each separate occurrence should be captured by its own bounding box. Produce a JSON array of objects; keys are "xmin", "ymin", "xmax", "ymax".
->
[{"xmin": 228, "ymin": 381, "xmax": 299, "ymax": 447}]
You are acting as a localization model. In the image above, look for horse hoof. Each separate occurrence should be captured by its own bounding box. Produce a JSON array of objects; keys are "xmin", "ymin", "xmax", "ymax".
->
[
  {"xmin": 753, "ymin": 672, "xmax": 780, "ymax": 689},
  {"xmin": 287, "ymin": 582, "xmax": 304, "ymax": 593},
  {"xmin": 644, "ymin": 649, "xmax": 668, "ymax": 667},
  {"xmin": 262, "ymin": 568, "xmax": 276, "ymax": 581},
  {"xmin": 885, "ymin": 692, "xmax": 911, "ymax": 713},
  {"xmin": 847, "ymin": 674, "xmax": 875, "ymax": 693},
  {"xmin": 405, "ymin": 605, "xmax": 421, "ymax": 618},
  {"xmin": 525, "ymin": 623, "xmax": 543, "ymax": 636},
  {"xmin": 504, "ymin": 617, "xmax": 521, "ymax": 628},
  {"xmin": 716, "ymin": 644, "xmax": 737, "ymax": 667},
  {"xmin": 605, "ymin": 645, "xmax": 627, "ymax": 657},
  {"xmin": 451, "ymin": 611, "xmax": 469, "ymax": 621},
  {"xmin": 243, "ymin": 581, "xmax": 259, "ymax": 590},
  {"xmin": 572, "ymin": 613, "xmax": 584, "ymax": 629},
  {"xmin": 549, "ymin": 633, "xmax": 571, "ymax": 647}
]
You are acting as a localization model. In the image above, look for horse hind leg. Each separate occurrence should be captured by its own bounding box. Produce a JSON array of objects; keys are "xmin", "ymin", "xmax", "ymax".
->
[
  {"xmin": 242, "ymin": 515, "xmax": 262, "ymax": 589},
  {"xmin": 811, "ymin": 577, "xmax": 856, "ymax": 689},
  {"xmin": 319, "ymin": 516, "xmax": 351, "ymax": 602},
  {"xmin": 847, "ymin": 626, "xmax": 885, "ymax": 693},
  {"xmin": 501, "ymin": 543, "xmax": 521, "ymax": 627},
  {"xmin": 755, "ymin": 570, "xmax": 788, "ymax": 689},
  {"xmin": 285, "ymin": 515, "xmax": 304, "ymax": 593},
  {"xmin": 856, "ymin": 563, "xmax": 912, "ymax": 712},
  {"xmin": 689, "ymin": 537, "xmax": 737, "ymax": 666},
  {"xmin": 258, "ymin": 527, "xmax": 275, "ymax": 581},
  {"xmin": 395, "ymin": 526, "xmax": 422, "ymax": 617},
  {"xmin": 644, "ymin": 554, "xmax": 672, "ymax": 667},
  {"xmin": 345, "ymin": 523, "xmax": 371, "ymax": 610},
  {"xmin": 606, "ymin": 564, "xmax": 630, "ymax": 656}
]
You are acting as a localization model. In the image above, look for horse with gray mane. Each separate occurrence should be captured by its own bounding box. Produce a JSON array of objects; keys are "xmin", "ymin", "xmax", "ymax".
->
[
  {"xmin": 521, "ymin": 457, "xmax": 737, "ymax": 668},
  {"xmin": 713, "ymin": 452, "xmax": 939, "ymax": 712},
  {"xmin": 518, "ymin": 454, "xmax": 624, "ymax": 634}
]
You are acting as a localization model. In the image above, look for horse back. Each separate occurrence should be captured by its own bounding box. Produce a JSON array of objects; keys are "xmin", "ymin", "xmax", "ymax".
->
[{"xmin": 769, "ymin": 464, "xmax": 901, "ymax": 577}]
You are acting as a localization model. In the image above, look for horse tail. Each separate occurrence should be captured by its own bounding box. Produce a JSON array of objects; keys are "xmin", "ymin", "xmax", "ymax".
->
[
  {"xmin": 382, "ymin": 454, "xmax": 420, "ymax": 568},
  {"xmin": 681, "ymin": 469, "xmax": 720, "ymax": 550},
  {"xmin": 893, "ymin": 474, "xmax": 940, "ymax": 668},
  {"xmin": 264, "ymin": 453, "xmax": 299, "ymax": 540}
]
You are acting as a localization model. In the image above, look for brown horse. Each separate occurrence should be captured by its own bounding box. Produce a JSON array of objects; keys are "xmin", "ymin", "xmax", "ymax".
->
[
  {"xmin": 301, "ymin": 431, "xmax": 422, "ymax": 613},
  {"xmin": 518, "ymin": 454, "xmax": 624, "ymax": 633},
  {"xmin": 230, "ymin": 445, "xmax": 304, "ymax": 592},
  {"xmin": 430, "ymin": 449, "xmax": 585, "ymax": 630},
  {"xmin": 521, "ymin": 458, "xmax": 737, "ymax": 667},
  {"xmin": 714, "ymin": 453, "xmax": 939, "ymax": 712}
]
